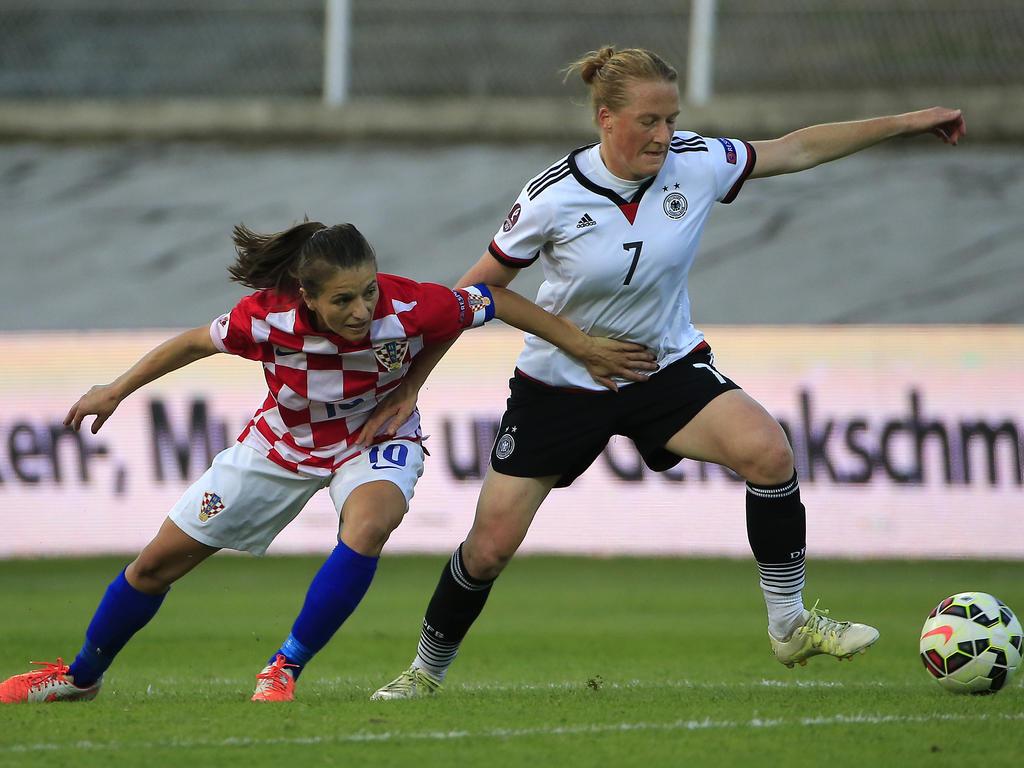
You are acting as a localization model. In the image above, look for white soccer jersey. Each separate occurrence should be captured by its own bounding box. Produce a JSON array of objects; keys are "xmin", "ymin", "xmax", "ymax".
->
[{"xmin": 490, "ymin": 132, "xmax": 755, "ymax": 390}]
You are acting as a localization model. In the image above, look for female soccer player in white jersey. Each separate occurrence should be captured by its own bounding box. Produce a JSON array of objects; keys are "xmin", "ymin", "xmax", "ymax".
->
[
  {"xmin": 0, "ymin": 219, "xmax": 654, "ymax": 704},
  {"xmin": 369, "ymin": 46, "xmax": 967, "ymax": 699}
]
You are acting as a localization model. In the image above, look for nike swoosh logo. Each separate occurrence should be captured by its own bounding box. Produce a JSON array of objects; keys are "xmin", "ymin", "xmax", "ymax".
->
[
  {"xmin": 921, "ymin": 625, "xmax": 954, "ymax": 643},
  {"xmin": 275, "ymin": 347, "xmax": 301, "ymax": 356},
  {"xmin": 335, "ymin": 398, "xmax": 364, "ymax": 410}
]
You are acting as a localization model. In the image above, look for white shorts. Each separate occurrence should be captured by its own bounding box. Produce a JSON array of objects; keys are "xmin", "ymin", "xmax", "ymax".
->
[{"xmin": 168, "ymin": 440, "xmax": 424, "ymax": 556}]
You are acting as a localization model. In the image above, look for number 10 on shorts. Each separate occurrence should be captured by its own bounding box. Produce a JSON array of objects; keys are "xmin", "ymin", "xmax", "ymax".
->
[{"xmin": 369, "ymin": 443, "xmax": 409, "ymax": 469}]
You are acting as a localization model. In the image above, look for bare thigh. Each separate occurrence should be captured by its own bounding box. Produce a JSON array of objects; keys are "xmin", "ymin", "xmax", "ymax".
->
[
  {"xmin": 462, "ymin": 469, "xmax": 558, "ymax": 581},
  {"xmin": 126, "ymin": 517, "xmax": 220, "ymax": 595},
  {"xmin": 665, "ymin": 389, "xmax": 794, "ymax": 485}
]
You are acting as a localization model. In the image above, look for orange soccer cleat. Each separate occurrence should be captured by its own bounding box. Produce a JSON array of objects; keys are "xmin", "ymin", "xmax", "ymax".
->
[
  {"xmin": 0, "ymin": 658, "xmax": 102, "ymax": 703},
  {"xmin": 251, "ymin": 654, "xmax": 298, "ymax": 702}
]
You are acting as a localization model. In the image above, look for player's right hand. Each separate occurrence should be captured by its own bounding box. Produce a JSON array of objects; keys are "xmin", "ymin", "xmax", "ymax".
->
[
  {"xmin": 354, "ymin": 379, "xmax": 418, "ymax": 447},
  {"xmin": 64, "ymin": 384, "xmax": 122, "ymax": 434}
]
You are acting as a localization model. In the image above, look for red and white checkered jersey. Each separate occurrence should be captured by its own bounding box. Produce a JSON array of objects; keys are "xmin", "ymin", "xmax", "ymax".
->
[{"xmin": 209, "ymin": 274, "xmax": 495, "ymax": 477}]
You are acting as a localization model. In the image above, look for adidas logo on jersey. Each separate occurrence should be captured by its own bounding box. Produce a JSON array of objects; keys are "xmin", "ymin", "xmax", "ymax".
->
[{"xmin": 576, "ymin": 213, "xmax": 597, "ymax": 229}]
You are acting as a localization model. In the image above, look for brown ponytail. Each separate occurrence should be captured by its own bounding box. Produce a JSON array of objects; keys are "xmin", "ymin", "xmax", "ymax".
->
[{"xmin": 227, "ymin": 219, "xmax": 377, "ymax": 298}]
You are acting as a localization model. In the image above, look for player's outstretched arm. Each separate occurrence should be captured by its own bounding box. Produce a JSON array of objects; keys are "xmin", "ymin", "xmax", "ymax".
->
[
  {"xmin": 750, "ymin": 107, "xmax": 966, "ymax": 179},
  {"xmin": 65, "ymin": 326, "xmax": 219, "ymax": 434},
  {"xmin": 486, "ymin": 285, "xmax": 657, "ymax": 392}
]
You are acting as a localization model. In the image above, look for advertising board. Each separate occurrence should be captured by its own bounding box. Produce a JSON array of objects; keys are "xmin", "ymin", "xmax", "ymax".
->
[{"xmin": 1, "ymin": 326, "xmax": 1020, "ymax": 558}]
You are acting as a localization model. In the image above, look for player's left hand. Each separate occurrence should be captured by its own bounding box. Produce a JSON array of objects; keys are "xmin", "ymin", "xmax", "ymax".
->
[
  {"xmin": 918, "ymin": 107, "xmax": 966, "ymax": 145},
  {"xmin": 582, "ymin": 337, "xmax": 659, "ymax": 392},
  {"xmin": 354, "ymin": 379, "xmax": 418, "ymax": 446}
]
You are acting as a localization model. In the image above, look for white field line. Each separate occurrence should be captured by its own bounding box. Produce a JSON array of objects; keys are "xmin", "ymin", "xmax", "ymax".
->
[
  {"xmin": 141, "ymin": 677, "xmax": 918, "ymax": 690},
  {"xmin": 122, "ymin": 676, "xmax": 1019, "ymax": 697},
  {"xmin": 3, "ymin": 712, "xmax": 1023, "ymax": 754}
]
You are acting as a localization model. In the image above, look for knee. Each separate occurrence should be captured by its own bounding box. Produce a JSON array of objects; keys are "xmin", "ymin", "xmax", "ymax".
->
[
  {"xmin": 461, "ymin": 538, "xmax": 514, "ymax": 582},
  {"xmin": 342, "ymin": 507, "xmax": 404, "ymax": 557},
  {"xmin": 738, "ymin": 430, "xmax": 794, "ymax": 485},
  {"xmin": 126, "ymin": 555, "xmax": 175, "ymax": 595}
]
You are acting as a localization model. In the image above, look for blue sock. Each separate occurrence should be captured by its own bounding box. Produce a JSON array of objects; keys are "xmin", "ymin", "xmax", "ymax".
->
[
  {"xmin": 271, "ymin": 541, "xmax": 378, "ymax": 680},
  {"xmin": 68, "ymin": 568, "xmax": 166, "ymax": 687}
]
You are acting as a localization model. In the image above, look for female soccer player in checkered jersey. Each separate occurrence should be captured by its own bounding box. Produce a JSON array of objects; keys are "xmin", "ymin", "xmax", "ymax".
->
[
  {"xmin": 368, "ymin": 46, "xmax": 967, "ymax": 699},
  {"xmin": 0, "ymin": 219, "xmax": 655, "ymax": 704}
]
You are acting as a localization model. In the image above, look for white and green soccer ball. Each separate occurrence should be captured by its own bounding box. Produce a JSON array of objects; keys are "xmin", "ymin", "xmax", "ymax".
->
[{"xmin": 920, "ymin": 591, "xmax": 1023, "ymax": 694}]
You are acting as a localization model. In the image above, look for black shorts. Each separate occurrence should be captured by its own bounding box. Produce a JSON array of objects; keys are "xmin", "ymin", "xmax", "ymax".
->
[{"xmin": 490, "ymin": 343, "xmax": 741, "ymax": 487}]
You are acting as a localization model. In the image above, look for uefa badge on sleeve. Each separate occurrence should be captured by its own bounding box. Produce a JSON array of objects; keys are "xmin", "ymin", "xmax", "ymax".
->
[{"xmin": 502, "ymin": 203, "xmax": 521, "ymax": 232}]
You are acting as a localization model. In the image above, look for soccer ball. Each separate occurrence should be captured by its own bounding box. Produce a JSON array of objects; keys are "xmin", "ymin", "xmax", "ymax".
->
[{"xmin": 919, "ymin": 591, "xmax": 1023, "ymax": 694}]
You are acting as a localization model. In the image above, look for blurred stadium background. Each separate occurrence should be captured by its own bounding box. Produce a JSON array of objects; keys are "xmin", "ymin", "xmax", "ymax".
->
[
  {"xmin": 0, "ymin": 1, "xmax": 1021, "ymax": 560},
  {"xmin": 3, "ymin": 0, "xmax": 1023, "ymax": 99}
]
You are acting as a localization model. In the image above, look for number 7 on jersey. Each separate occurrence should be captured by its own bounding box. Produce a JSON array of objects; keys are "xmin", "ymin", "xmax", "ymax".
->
[{"xmin": 622, "ymin": 241, "xmax": 643, "ymax": 285}]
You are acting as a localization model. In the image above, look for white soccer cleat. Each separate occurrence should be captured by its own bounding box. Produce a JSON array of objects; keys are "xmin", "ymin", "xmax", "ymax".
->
[
  {"xmin": 0, "ymin": 658, "xmax": 102, "ymax": 703},
  {"xmin": 370, "ymin": 666, "xmax": 441, "ymax": 700},
  {"xmin": 770, "ymin": 601, "xmax": 880, "ymax": 668}
]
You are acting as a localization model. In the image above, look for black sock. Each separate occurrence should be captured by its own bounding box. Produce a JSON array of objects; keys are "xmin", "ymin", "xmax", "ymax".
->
[
  {"xmin": 746, "ymin": 472, "xmax": 806, "ymax": 600},
  {"xmin": 414, "ymin": 543, "xmax": 493, "ymax": 680}
]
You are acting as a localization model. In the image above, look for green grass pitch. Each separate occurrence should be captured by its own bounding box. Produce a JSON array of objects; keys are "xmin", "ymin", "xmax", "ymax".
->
[{"xmin": 1, "ymin": 554, "xmax": 1022, "ymax": 767}]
